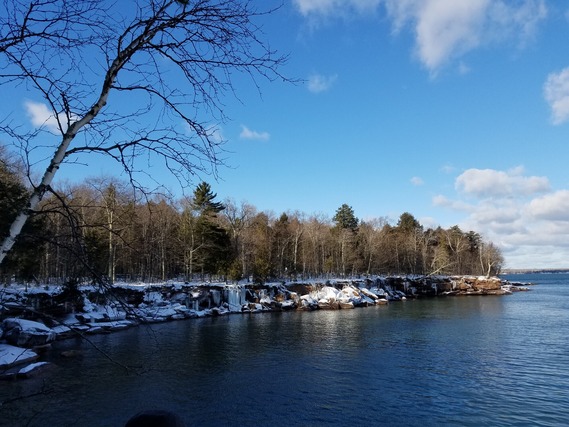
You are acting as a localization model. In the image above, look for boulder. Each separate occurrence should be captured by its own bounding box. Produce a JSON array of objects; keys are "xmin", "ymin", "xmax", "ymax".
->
[
  {"xmin": 17, "ymin": 361, "xmax": 52, "ymax": 379},
  {"xmin": 472, "ymin": 277, "xmax": 502, "ymax": 291},
  {"xmin": 286, "ymin": 283, "xmax": 316, "ymax": 296},
  {"xmin": 279, "ymin": 300, "xmax": 297, "ymax": 310},
  {"xmin": 298, "ymin": 295, "xmax": 317, "ymax": 310},
  {"xmin": 2, "ymin": 318, "xmax": 56, "ymax": 348},
  {"xmin": 360, "ymin": 288, "xmax": 379, "ymax": 301},
  {"xmin": 455, "ymin": 280, "xmax": 471, "ymax": 291},
  {"xmin": 75, "ymin": 305, "xmax": 126, "ymax": 323},
  {"xmin": 0, "ymin": 344, "xmax": 39, "ymax": 369},
  {"xmin": 317, "ymin": 286, "xmax": 339, "ymax": 301},
  {"xmin": 317, "ymin": 298, "xmax": 339, "ymax": 309}
]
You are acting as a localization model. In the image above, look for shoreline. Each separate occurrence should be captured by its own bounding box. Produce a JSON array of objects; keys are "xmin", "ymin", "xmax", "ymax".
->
[{"xmin": 0, "ymin": 275, "xmax": 531, "ymax": 378}]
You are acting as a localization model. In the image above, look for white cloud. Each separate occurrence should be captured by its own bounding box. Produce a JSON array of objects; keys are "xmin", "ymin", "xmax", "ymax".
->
[
  {"xmin": 455, "ymin": 167, "xmax": 550, "ymax": 198},
  {"xmin": 24, "ymin": 100, "xmax": 61, "ymax": 132},
  {"xmin": 293, "ymin": 0, "xmax": 381, "ymax": 17},
  {"xmin": 432, "ymin": 194, "xmax": 473, "ymax": 212},
  {"xmin": 544, "ymin": 67, "xmax": 569, "ymax": 125},
  {"xmin": 410, "ymin": 176, "xmax": 424, "ymax": 186},
  {"xmin": 385, "ymin": 0, "xmax": 547, "ymax": 72},
  {"xmin": 413, "ymin": 0, "xmax": 488, "ymax": 72},
  {"xmin": 239, "ymin": 125, "xmax": 270, "ymax": 142},
  {"xmin": 293, "ymin": 0, "xmax": 336, "ymax": 16},
  {"xmin": 206, "ymin": 124, "xmax": 225, "ymax": 144},
  {"xmin": 440, "ymin": 164, "xmax": 456, "ymax": 174},
  {"xmin": 435, "ymin": 167, "xmax": 569, "ymax": 268},
  {"xmin": 185, "ymin": 123, "xmax": 225, "ymax": 144},
  {"xmin": 496, "ymin": 0, "xmax": 548, "ymax": 43},
  {"xmin": 527, "ymin": 190, "xmax": 569, "ymax": 221},
  {"xmin": 419, "ymin": 216, "xmax": 439, "ymax": 229},
  {"xmin": 307, "ymin": 73, "xmax": 338, "ymax": 93},
  {"xmin": 297, "ymin": 1, "xmax": 547, "ymax": 73},
  {"xmin": 471, "ymin": 202, "xmax": 520, "ymax": 225}
]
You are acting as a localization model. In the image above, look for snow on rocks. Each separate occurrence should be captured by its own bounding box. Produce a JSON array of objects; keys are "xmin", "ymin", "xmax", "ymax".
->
[
  {"xmin": 317, "ymin": 286, "xmax": 340, "ymax": 309},
  {"xmin": 0, "ymin": 344, "xmax": 38, "ymax": 369},
  {"xmin": 0, "ymin": 275, "xmax": 525, "ymax": 380},
  {"xmin": 15, "ymin": 361, "xmax": 52, "ymax": 379},
  {"xmin": 0, "ymin": 277, "xmax": 524, "ymax": 336},
  {"xmin": 76, "ymin": 304, "xmax": 127, "ymax": 324},
  {"xmin": 2, "ymin": 318, "xmax": 56, "ymax": 348}
]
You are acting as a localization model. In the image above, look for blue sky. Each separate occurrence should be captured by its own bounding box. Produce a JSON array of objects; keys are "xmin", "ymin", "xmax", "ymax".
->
[{"xmin": 8, "ymin": 0, "xmax": 569, "ymax": 269}]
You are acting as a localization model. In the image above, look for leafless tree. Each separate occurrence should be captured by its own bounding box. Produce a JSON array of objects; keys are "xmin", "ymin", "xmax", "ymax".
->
[
  {"xmin": 358, "ymin": 217, "xmax": 388, "ymax": 275},
  {"xmin": 221, "ymin": 198, "xmax": 257, "ymax": 278},
  {"xmin": 479, "ymin": 241, "xmax": 504, "ymax": 277},
  {"xmin": 0, "ymin": 0, "xmax": 287, "ymax": 265}
]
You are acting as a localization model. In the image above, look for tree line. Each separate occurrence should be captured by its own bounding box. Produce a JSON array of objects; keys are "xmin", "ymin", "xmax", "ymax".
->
[{"xmin": 0, "ymin": 161, "xmax": 504, "ymax": 284}]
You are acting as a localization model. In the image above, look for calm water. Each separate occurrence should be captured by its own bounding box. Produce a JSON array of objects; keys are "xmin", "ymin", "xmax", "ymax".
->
[{"xmin": 2, "ymin": 273, "xmax": 569, "ymax": 426}]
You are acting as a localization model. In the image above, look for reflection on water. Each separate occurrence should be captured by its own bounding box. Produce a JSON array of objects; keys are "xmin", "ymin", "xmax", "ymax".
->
[{"xmin": 1, "ymin": 274, "xmax": 569, "ymax": 426}]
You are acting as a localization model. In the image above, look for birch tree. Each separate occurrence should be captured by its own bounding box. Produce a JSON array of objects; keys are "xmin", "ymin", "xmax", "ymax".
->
[
  {"xmin": 479, "ymin": 241, "xmax": 504, "ymax": 277},
  {"xmin": 0, "ymin": 0, "xmax": 286, "ymax": 266}
]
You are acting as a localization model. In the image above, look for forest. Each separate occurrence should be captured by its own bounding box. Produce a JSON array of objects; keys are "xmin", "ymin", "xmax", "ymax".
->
[{"xmin": 1, "ymin": 155, "xmax": 504, "ymax": 285}]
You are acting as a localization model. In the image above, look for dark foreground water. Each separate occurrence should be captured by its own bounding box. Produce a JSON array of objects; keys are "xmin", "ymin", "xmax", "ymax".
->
[{"xmin": 2, "ymin": 273, "xmax": 569, "ymax": 426}]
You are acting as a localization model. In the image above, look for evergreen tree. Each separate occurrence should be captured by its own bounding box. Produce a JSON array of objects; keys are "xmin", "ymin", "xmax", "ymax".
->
[
  {"xmin": 332, "ymin": 204, "xmax": 359, "ymax": 276},
  {"xmin": 192, "ymin": 182, "xmax": 224, "ymax": 215},
  {"xmin": 190, "ymin": 182, "xmax": 231, "ymax": 278},
  {"xmin": 0, "ymin": 150, "xmax": 47, "ymax": 282},
  {"xmin": 274, "ymin": 213, "xmax": 293, "ymax": 277},
  {"xmin": 396, "ymin": 212, "xmax": 421, "ymax": 233},
  {"xmin": 0, "ymin": 157, "xmax": 28, "ymax": 240},
  {"xmin": 333, "ymin": 204, "xmax": 358, "ymax": 230}
]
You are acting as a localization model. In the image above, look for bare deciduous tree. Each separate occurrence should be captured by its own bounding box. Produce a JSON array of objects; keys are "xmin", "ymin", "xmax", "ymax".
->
[{"xmin": 0, "ymin": 0, "xmax": 287, "ymax": 265}]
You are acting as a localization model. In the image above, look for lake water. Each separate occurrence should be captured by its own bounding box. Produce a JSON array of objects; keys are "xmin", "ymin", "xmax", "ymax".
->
[{"xmin": 2, "ymin": 273, "xmax": 569, "ymax": 426}]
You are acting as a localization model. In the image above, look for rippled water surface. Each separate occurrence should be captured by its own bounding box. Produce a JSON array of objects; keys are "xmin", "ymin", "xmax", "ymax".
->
[{"xmin": 2, "ymin": 274, "xmax": 569, "ymax": 426}]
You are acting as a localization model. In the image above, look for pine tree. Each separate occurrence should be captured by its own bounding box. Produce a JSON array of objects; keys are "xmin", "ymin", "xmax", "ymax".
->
[
  {"xmin": 192, "ymin": 182, "xmax": 224, "ymax": 215},
  {"xmin": 190, "ymin": 182, "xmax": 231, "ymax": 278},
  {"xmin": 332, "ymin": 204, "xmax": 359, "ymax": 276},
  {"xmin": 396, "ymin": 212, "xmax": 421, "ymax": 233},
  {"xmin": 333, "ymin": 204, "xmax": 358, "ymax": 230}
]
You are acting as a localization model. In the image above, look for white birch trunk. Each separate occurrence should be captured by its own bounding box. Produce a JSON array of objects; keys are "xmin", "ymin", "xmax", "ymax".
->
[{"xmin": 0, "ymin": 22, "xmax": 151, "ymax": 266}]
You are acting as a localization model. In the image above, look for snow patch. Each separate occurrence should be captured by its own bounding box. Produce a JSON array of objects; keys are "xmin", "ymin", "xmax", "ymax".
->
[{"xmin": 0, "ymin": 344, "xmax": 38, "ymax": 368}]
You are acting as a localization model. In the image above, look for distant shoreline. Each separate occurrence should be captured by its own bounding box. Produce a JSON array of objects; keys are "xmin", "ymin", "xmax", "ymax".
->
[{"xmin": 502, "ymin": 269, "xmax": 569, "ymax": 274}]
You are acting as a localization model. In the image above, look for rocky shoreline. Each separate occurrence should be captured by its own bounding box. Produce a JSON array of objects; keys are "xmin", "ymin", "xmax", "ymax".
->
[{"xmin": 0, "ymin": 275, "xmax": 531, "ymax": 378}]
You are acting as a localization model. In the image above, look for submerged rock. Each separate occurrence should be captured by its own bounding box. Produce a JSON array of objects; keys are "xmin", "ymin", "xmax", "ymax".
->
[{"xmin": 60, "ymin": 349, "xmax": 82, "ymax": 358}]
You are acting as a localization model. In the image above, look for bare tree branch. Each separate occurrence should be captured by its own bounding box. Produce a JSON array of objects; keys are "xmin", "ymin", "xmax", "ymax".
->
[{"xmin": 0, "ymin": 0, "xmax": 289, "ymax": 265}]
